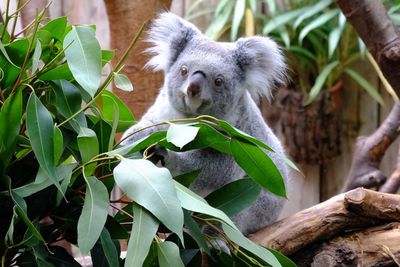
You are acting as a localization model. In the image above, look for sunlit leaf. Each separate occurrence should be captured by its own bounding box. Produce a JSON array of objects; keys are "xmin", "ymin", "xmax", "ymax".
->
[
  {"xmin": 113, "ymin": 158, "xmax": 184, "ymax": 241},
  {"xmin": 77, "ymin": 127, "xmax": 99, "ymax": 163},
  {"xmin": 114, "ymin": 73, "xmax": 133, "ymax": 92},
  {"xmin": 166, "ymin": 124, "xmax": 200, "ymax": 149},
  {"xmin": 64, "ymin": 25, "xmax": 101, "ymax": 97}
]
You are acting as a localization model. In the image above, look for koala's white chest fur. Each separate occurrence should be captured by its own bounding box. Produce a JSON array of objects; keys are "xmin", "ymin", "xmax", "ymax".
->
[{"xmin": 122, "ymin": 12, "xmax": 290, "ymax": 235}]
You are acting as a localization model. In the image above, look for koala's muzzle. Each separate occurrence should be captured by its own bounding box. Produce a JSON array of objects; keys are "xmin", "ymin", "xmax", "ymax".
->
[{"xmin": 187, "ymin": 71, "xmax": 205, "ymax": 98}]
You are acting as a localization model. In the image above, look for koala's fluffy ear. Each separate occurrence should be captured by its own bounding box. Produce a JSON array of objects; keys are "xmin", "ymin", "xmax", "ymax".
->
[
  {"xmin": 234, "ymin": 36, "xmax": 286, "ymax": 102},
  {"xmin": 145, "ymin": 12, "xmax": 201, "ymax": 72}
]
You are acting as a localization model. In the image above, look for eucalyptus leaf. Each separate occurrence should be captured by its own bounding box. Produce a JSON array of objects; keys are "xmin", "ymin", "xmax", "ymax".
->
[
  {"xmin": 39, "ymin": 64, "xmax": 73, "ymax": 81},
  {"xmin": 77, "ymin": 127, "xmax": 99, "ymax": 163},
  {"xmin": 166, "ymin": 124, "xmax": 200, "ymax": 149},
  {"xmin": 99, "ymin": 228, "xmax": 120, "ymax": 267},
  {"xmin": 63, "ymin": 25, "xmax": 102, "ymax": 97},
  {"xmin": 230, "ymin": 138, "xmax": 285, "ymax": 197},
  {"xmin": 205, "ymin": 178, "xmax": 261, "ymax": 217},
  {"xmin": 26, "ymin": 93, "xmax": 63, "ymax": 194},
  {"xmin": 78, "ymin": 176, "xmax": 109, "ymax": 255},
  {"xmin": 157, "ymin": 241, "xmax": 184, "ymax": 267},
  {"xmin": 101, "ymin": 90, "xmax": 135, "ymax": 132},
  {"xmin": 183, "ymin": 210, "xmax": 211, "ymax": 255},
  {"xmin": 41, "ymin": 17, "xmax": 67, "ymax": 41},
  {"xmin": 222, "ymin": 223, "xmax": 282, "ymax": 267},
  {"xmin": 31, "ymin": 39, "xmax": 42, "ymax": 74},
  {"xmin": 0, "ymin": 89, "xmax": 22, "ymax": 170},
  {"xmin": 114, "ymin": 73, "xmax": 133, "ymax": 92},
  {"xmin": 53, "ymin": 127, "xmax": 63, "ymax": 164},
  {"xmin": 113, "ymin": 158, "xmax": 184, "ymax": 241},
  {"xmin": 125, "ymin": 204, "xmax": 159, "ymax": 267}
]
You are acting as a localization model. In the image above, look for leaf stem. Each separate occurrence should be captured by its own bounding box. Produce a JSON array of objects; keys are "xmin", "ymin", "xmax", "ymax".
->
[
  {"xmin": 0, "ymin": 0, "xmax": 11, "ymax": 41},
  {"xmin": 57, "ymin": 22, "xmax": 147, "ymax": 128}
]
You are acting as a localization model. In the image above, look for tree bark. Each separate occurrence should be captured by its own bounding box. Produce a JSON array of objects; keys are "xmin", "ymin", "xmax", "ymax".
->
[
  {"xmin": 336, "ymin": 0, "xmax": 400, "ymax": 99},
  {"xmin": 249, "ymin": 188, "xmax": 400, "ymax": 256},
  {"xmin": 342, "ymin": 102, "xmax": 400, "ymax": 191},
  {"xmin": 104, "ymin": 0, "xmax": 172, "ymax": 119},
  {"xmin": 293, "ymin": 223, "xmax": 400, "ymax": 267}
]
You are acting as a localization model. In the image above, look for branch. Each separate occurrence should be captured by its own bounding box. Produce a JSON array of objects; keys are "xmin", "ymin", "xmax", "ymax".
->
[
  {"xmin": 336, "ymin": 0, "xmax": 400, "ymax": 98},
  {"xmin": 380, "ymin": 144, "xmax": 400, "ymax": 193},
  {"xmin": 248, "ymin": 188, "xmax": 400, "ymax": 256},
  {"xmin": 342, "ymin": 102, "xmax": 400, "ymax": 191}
]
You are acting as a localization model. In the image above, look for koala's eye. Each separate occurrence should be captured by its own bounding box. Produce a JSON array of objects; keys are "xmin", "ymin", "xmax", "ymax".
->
[
  {"xmin": 214, "ymin": 78, "xmax": 224, "ymax": 87},
  {"xmin": 180, "ymin": 66, "xmax": 188, "ymax": 76}
]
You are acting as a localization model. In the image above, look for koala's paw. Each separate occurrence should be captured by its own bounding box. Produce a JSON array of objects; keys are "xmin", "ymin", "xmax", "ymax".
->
[{"xmin": 146, "ymin": 146, "xmax": 168, "ymax": 166}]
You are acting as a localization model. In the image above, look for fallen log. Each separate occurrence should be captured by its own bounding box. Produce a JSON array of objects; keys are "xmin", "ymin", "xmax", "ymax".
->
[
  {"xmin": 292, "ymin": 223, "xmax": 400, "ymax": 267},
  {"xmin": 248, "ymin": 188, "xmax": 400, "ymax": 256}
]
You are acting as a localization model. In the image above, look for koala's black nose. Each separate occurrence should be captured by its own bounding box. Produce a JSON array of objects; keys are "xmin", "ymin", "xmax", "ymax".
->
[{"xmin": 187, "ymin": 71, "xmax": 205, "ymax": 98}]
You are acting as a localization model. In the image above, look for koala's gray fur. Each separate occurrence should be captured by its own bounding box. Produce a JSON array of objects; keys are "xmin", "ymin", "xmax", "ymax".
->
[{"xmin": 122, "ymin": 12, "xmax": 291, "ymax": 235}]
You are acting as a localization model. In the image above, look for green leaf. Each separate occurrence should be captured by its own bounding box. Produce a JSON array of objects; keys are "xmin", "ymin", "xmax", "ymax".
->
[
  {"xmin": 39, "ymin": 64, "xmax": 73, "ymax": 81},
  {"xmin": 231, "ymin": 0, "xmax": 245, "ymax": 41},
  {"xmin": 293, "ymin": 0, "xmax": 333, "ymax": 29},
  {"xmin": 101, "ymin": 50, "xmax": 115, "ymax": 66},
  {"xmin": 53, "ymin": 127, "xmax": 63, "ymax": 164},
  {"xmin": 305, "ymin": 60, "xmax": 339, "ymax": 105},
  {"xmin": 205, "ymin": 1, "xmax": 234, "ymax": 39},
  {"xmin": 31, "ymin": 39, "xmax": 42, "ymax": 73},
  {"xmin": 113, "ymin": 158, "xmax": 184, "ymax": 241},
  {"xmin": 328, "ymin": 27, "xmax": 341, "ymax": 59},
  {"xmin": 205, "ymin": 178, "xmax": 261, "ymax": 217},
  {"xmin": 230, "ymin": 138, "xmax": 285, "ymax": 197},
  {"xmin": 5, "ymin": 38, "xmax": 29, "ymax": 66},
  {"xmin": 222, "ymin": 223, "xmax": 282, "ymax": 267},
  {"xmin": 157, "ymin": 241, "xmax": 184, "ymax": 267},
  {"xmin": 175, "ymin": 181, "xmax": 239, "ymax": 231},
  {"xmin": 166, "ymin": 124, "xmax": 200, "ymax": 149},
  {"xmin": 114, "ymin": 73, "xmax": 133, "ymax": 92},
  {"xmin": 63, "ymin": 25, "xmax": 102, "ymax": 97},
  {"xmin": 26, "ymin": 93, "xmax": 63, "ymax": 194},
  {"xmin": 77, "ymin": 127, "xmax": 99, "ymax": 163},
  {"xmin": 0, "ymin": 40, "xmax": 17, "ymax": 67},
  {"xmin": 11, "ymin": 164, "xmax": 76, "ymax": 198},
  {"xmin": 101, "ymin": 90, "xmax": 135, "ymax": 132},
  {"xmin": 52, "ymin": 80, "xmax": 86, "ymax": 132},
  {"xmin": 99, "ymin": 228, "xmax": 120, "ymax": 267},
  {"xmin": 9, "ymin": 190, "xmax": 46, "ymax": 245},
  {"xmin": 344, "ymin": 68, "xmax": 384, "ymax": 105},
  {"xmin": 174, "ymin": 170, "xmax": 201, "ymax": 188},
  {"xmin": 0, "ymin": 90, "xmax": 22, "ymax": 171},
  {"xmin": 299, "ymin": 9, "xmax": 340, "ymax": 44},
  {"xmin": 183, "ymin": 210, "xmax": 211, "ymax": 255},
  {"xmin": 41, "ymin": 17, "xmax": 67, "ymax": 41},
  {"xmin": 267, "ymin": 248, "xmax": 297, "ymax": 267},
  {"xmin": 78, "ymin": 176, "xmax": 109, "ymax": 255},
  {"xmin": 286, "ymin": 46, "xmax": 317, "ymax": 61},
  {"xmin": 125, "ymin": 204, "xmax": 159, "ymax": 267},
  {"xmin": 263, "ymin": 7, "xmax": 307, "ymax": 34}
]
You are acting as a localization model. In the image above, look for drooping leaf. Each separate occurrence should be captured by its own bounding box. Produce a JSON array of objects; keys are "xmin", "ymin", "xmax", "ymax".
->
[
  {"xmin": 77, "ymin": 127, "xmax": 99, "ymax": 163},
  {"xmin": 166, "ymin": 124, "xmax": 200, "ymax": 149},
  {"xmin": 63, "ymin": 25, "xmax": 102, "ymax": 97},
  {"xmin": 114, "ymin": 73, "xmax": 133, "ymax": 92},
  {"xmin": 305, "ymin": 60, "xmax": 339, "ymax": 105},
  {"xmin": 230, "ymin": 0, "xmax": 246, "ymax": 41},
  {"xmin": 26, "ymin": 93, "xmax": 63, "ymax": 194},
  {"xmin": 99, "ymin": 228, "xmax": 120, "ymax": 267},
  {"xmin": 205, "ymin": 178, "xmax": 261, "ymax": 217},
  {"xmin": 31, "ymin": 39, "xmax": 42, "ymax": 74},
  {"xmin": 344, "ymin": 68, "xmax": 384, "ymax": 105},
  {"xmin": 174, "ymin": 181, "xmax": 238, "ymax": 231},
  {"xmin": 230, "ymin": 138, "xmax": 285, "ymax": 197},
  {"xmin": 222, "ymin": 223, "xmax": 282, "ymax": 267},
  {"xmin": 113, "ymin": 158, "xmax": 184, "ymax": 241},
  {"xmin": 78, "ymin": 176, "xmax": 109, "ymax": 255},
  {"xmin": 39, "ymin": 64, "xmax": 73, "ymax": 81},
  {"xmin": 0, "ymin": 89, "xmax": 22, "ymax": 171},
  {"xmin": 125, "ymin": 204, "xmax": 159, "ymax": 267},
  {"xmin": 100, "ymin": 90, "xmax": 135, "ymax": 132},
  {"xmin": 183, "ymin": 210, "xmax": 211, "ymax": 255},
  {"xmin": 157, "ymin": 241, "xmax": 185, "ymax": 267}
]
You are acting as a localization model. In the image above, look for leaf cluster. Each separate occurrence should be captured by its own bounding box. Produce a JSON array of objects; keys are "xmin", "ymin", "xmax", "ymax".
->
[{"xmin": 0, "ymin": 4, "xmax": 296, "ymax": 267}]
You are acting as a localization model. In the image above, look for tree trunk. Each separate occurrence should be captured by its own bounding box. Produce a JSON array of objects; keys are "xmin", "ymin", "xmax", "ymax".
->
[{"xmin": 104, "ymin": 0, "xmax": 172, "ymax": 119}]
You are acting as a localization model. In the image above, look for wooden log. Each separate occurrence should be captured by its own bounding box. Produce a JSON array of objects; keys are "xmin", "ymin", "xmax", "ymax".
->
[
  {"xmin": 293, "ymin": 223, "xmax": 400, "ymax": 267},
  {"xmin": 249, "ymin": 188, "xmax": 400, "ymax": 256}
]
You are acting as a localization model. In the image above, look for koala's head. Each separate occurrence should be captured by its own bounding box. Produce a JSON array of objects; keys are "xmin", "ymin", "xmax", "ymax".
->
[{"xmin": 146, "ymin": 12, "xmax": 286, "ymax": 118}]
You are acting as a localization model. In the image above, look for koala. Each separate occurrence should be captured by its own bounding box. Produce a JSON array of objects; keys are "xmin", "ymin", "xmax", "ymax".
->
[{"xmin": 121, "ymin": 12, "xmax": 290, "ymax": 235}]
